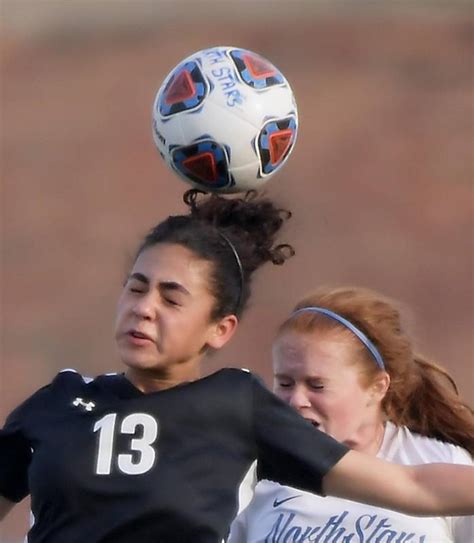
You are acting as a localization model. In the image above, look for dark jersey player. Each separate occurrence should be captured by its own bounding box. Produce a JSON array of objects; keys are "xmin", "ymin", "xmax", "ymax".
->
[
  {"xmin": 1, "ymin": 190, "xmax": 473, "ymax": 542},
  {"xmin": 2, "ymin": 368, "xmax": 347, "ymax": 542}
]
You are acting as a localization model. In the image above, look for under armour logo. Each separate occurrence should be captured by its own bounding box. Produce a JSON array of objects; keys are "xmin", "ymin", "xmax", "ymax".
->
[{"xmin": 72, "ymin": 397, "xmax": 96, "ymax": 411}]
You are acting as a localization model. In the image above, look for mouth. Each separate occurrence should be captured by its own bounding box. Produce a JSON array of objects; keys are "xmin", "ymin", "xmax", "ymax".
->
[{"xmin": 127, "ymin": 330, "xmax": 155, "ymax": 343}]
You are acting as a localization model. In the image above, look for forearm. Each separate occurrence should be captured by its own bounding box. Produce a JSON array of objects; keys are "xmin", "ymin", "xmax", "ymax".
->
[
  {"xmin": 407, "ymin": 463, "xmax": 474, "ymax": 515},
  {"xmin": 323, "ymin": 450, "xmax": 474, "ymax": 516}
]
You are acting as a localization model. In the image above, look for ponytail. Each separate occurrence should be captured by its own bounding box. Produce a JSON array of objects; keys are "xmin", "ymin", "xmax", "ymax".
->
[{"xmin": 383, "ymin": 355, "xmax": 474, "ymax": 455}]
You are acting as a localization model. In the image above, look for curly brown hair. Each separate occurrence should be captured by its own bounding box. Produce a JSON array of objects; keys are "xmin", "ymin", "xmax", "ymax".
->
[{"xmin": 135, "ymin": 189, "xmax": 295, "ymax": 319}]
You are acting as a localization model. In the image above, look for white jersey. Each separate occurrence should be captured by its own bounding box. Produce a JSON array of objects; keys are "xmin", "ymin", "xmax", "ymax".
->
[{"xmin": 228, "ymin": 422, "xmax": 473, "ymax": 543}]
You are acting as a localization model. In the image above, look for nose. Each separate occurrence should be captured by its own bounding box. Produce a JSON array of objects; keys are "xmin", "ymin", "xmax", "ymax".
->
[
  {"xmin": 288, "ymin": 385, "xmax": 311, "ymax": 410},
  {"xmin": 132, "ymin": 293, "xmax": 156, "ymax": 320}
]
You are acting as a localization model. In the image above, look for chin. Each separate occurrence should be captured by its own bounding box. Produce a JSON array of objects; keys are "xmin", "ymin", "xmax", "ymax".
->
[
  {"xmin": 119, "ymin": 352, "xmax": 163, "ymax": 371},
  {"xmin": 116, "ymin": 343, "xmax": 156, "ymax": 368}
]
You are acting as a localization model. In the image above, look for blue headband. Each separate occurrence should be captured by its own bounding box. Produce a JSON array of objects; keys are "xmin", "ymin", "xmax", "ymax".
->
[{"xmin": 290, "ymin": 306, "xmax": 385, "ymax": 370}]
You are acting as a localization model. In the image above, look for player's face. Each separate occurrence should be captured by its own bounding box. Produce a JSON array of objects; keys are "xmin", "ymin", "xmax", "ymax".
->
[
  {"xmin": 272, "ymin": 330, "xmax": 378, "ymax": 448},
  {"xmin": 114, "ymin": 243, "xmax": 222, "ymax": 375}
]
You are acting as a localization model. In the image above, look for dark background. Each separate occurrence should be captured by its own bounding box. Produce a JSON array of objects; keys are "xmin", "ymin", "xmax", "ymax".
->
[{"xmin": 1, "ymin": 1, "xmax": 473, "ymax": 540}]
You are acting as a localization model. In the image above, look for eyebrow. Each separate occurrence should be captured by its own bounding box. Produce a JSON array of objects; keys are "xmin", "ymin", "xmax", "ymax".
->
[
  {"xmin": 128, "ymin": 273, "xmax": 191, "ymax": 296},
  {"xmin": 128, "ymin": 272, "xmax": 149, "ymax": 285},
  {"xmin": 160, "ymin": 281, "xmax": 191, "ymax": 296}
]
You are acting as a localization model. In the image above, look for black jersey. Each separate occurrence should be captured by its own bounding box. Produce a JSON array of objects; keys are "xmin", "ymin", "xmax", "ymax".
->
[{"xmin": 0, "ymin": 368, "xmax": 348, "ymax": 542}]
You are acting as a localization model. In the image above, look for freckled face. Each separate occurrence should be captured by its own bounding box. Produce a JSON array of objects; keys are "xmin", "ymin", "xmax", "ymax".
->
[
  {"xmin": 114, "ymin": 243, "xmax": 219, "ymax": 373},
  {"xmin": 272, "ymin": 330, "xmax": 374, "ymax": 445}
]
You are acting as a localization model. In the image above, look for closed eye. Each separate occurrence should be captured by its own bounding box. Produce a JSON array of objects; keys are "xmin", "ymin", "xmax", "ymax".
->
[
  {"xmin": 308, "ymin": 381, "xmax": 324, "ymax": 391},
  {"xmin": 159, "ymin": 282, "xmax": 188, "ymax": 307},
  {"xmin": 126, "ymin": 272, "xmax": 149, "ymax": 292},
  {"xmin": 276, "ymin": 381, "xmax": 293, "ymax": 388},
  {"xmin": 125, "ymin": 274, "xmax": 148, "ymax": 294},
  {"xmin": 163, "ymin": 297, "xmax": 180, "ymax": 307}
]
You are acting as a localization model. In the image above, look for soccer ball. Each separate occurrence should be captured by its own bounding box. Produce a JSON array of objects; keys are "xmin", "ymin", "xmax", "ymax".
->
[{"xmin": 152, "ymin": 46, "xmax": 298, "ymax": 193}]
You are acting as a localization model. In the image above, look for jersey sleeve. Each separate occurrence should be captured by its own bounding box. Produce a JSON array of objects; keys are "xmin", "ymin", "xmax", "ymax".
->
[
  {"xmin": 250, "ymin": 374, "xmax": 349, "ymax": 496},
  {"xmin": 0, "ymin": 371, "xmax": 87, "ymax": 503},
  {"xmin": 0, "ymin": 404, "xmax": 33, "ymax": 502},
  {"xmin": 0, "ymin": 372, "xmax": 85, "ymax": 503}
]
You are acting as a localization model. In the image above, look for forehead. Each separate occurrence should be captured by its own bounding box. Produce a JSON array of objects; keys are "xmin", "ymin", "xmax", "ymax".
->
[
  {"xmin": 272, "ymin": 330, "xmax": 354, "ymax": 375},
  {"xmin": 131, "ymin": 243, "xmax": 212, "ymax": 290}
]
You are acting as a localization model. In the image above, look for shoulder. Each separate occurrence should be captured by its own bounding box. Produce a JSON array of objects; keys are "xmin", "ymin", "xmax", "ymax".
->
[
  {"xmin": 209, "ymin": 367, "xmax": 256, "ymax": 380},
  {"xmin": 381, "ymin": 422, "xmax": 472, "ymax": 465},
  {"xmin": 52, "ymin": 367, "xmax": 95, "ymax": 385},
  {"xmin": 5, "ymin": 369, "xmax": 104, "ymax": 424},
  {"xmin": 210, "ymin": 368, "xmax": 288, "ymax": 411},
  {"xmin": 198, "ymin": 369, "xmax": 275, "ymax": 426},
  {"xmin": 204, "ymin": 367, "xmax": 264, "ymax": 390},
  {"xmin": 47, "ymin": 368, "xmax": 104, "ymax": 397},
  {"xmin": 197, "ymin": 368, "xmax": 265, "ymax": 409}
]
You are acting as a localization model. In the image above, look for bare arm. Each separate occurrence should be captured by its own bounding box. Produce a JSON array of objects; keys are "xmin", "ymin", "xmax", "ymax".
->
[
  {"xmin": 0, "ymin": 495, "xmax": 15, "ymax": 522},
  {"xmin": 323, "ymin": 449, "xmax": 474, "ymax": 516}
]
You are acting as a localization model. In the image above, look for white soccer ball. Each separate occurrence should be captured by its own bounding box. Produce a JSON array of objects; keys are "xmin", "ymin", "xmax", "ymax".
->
[{"xmin": 152, "ymin": 46, "xmax": 298, "ymax": 193}]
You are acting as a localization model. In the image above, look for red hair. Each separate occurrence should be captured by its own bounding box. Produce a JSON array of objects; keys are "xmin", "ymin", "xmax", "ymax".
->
[{"xmin": 278, "ymin": 286, "xmax": 474, "ymax": 455}]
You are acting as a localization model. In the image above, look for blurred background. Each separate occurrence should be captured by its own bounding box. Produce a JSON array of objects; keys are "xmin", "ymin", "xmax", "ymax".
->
[{"xmin": 1, "ymin": 0, "xmax": 473, "ymax": 540}]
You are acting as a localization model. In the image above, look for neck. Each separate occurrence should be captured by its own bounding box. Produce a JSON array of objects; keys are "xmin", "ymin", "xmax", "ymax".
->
[
  {"xmin": 343, "ymin": 416, "xmax": 386, "ymax": 456},
  {"xmin": 124, "ymin": 362, "xmax": 201, "ymax": 393}
]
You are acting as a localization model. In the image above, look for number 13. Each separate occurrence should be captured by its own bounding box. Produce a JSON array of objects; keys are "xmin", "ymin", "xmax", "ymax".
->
[{"xmin": 93, "ymin": 413, "xmax": 159, "ymax": 475}]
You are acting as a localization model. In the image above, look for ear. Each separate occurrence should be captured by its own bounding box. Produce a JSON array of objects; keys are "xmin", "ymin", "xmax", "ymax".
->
[
  {"xmin": 370, "ymin": 371, "xmax": 391, "ymax": 404},
  {"xmin": 206, "ymin": 314, "xmax": 239, "ymax": 350}
]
